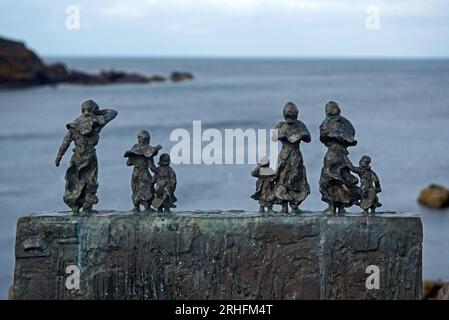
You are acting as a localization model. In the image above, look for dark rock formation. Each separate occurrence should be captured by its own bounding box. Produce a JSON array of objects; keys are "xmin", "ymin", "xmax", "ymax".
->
[
  {"xmin": 12, "ymin": 211, "xmax": 422, "ymax": 300},
  {"xmin": 0, "ymin": 37, "xmax": 47, "ymax": 86},
  {"xmin": 170, "ymin": 71, "xmax": 194, "ymax": 82},
  {"xmin": 0, "ymin": 37, "xmax": 185, "ymax": 88},
  {"xmin": 148, "ymin": 75, "xmax": 166, "ymax": 82},
  {"xmin": 418, "ymin": 184, "xmax": 449, "ymax": 209}
]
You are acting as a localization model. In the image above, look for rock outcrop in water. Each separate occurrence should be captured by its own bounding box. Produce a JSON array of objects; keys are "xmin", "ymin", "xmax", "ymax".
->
[
  {"xmin": 418, "ymin": 184, "xmax": 449, "ymax": 209},
  {"xmin": 0, "ymin": 37, "xmax": 192, "ymax": 88},
  {"xmin": 12, "ymin": 211, "xmax": 422, "ymax": 300},
  {"xmin": 422, "ymin": 280, "xmax": 449, "ymax": 300},
  {"xmin": 170, "ymin": 71, "xmax": 194, "ymax": 82}
]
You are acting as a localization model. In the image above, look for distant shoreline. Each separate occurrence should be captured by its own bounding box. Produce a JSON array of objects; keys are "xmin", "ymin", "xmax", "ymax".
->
[{"xmin": 0, "ymin": 36, "xmax": 193, "ymax": 89}]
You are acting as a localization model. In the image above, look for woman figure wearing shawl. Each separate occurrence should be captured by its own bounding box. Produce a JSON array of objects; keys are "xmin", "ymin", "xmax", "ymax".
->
[
  {"xmin": 124, "ymin": 130, "xmax": 162, "ymax": 213},
  {"xmin": 319, "ymin": 101, "xmax": 361, "ymax": 214},
  {"xmin": 272, "ymin": 102, "xmax": 311, "ymax": 214},
  {"xmin": 55, "ymin": 100, "xmax": 117, "ymax": 214}
]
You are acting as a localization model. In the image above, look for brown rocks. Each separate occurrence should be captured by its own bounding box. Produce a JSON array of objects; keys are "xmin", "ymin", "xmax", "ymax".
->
[
  {"xmin": 422, "ymin": 280, "xmax": 449, "ymax": 300},
  {"xmin": 12, "ymin": 211, "xmax": 423, "ymax": 300},
  {"xmin": 44, "ymin": 63, "xmax": 70, "ymax": 84},
  {"xmin": 0, "ymin": 36, "xmax": 191, "ymax": 88},
  {"xmin": 418, "ymin": 184, "xmax": 449, "ymax": 209},
  {"xmin": 0, "ymin": 37, "xmax": 46, "ymax": 86},
  {"xmin": 170, "ymin": 71, "xmax": 194, "ymax": 82}
]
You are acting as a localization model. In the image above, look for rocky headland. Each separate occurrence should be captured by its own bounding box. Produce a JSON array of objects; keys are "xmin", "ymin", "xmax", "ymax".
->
[
  {"xmin": 418, "ymin": 184, "xmax": 449, "ymax": 209},
  {"xmin": 0, "ymin": 37, "xmax": 193, "ymax": 88}
]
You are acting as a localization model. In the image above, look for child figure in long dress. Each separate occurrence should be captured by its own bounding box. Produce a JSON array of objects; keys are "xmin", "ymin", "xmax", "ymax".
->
[
  {"xmin": 251, "ymin": 156, "xmax": 276, "ymax": 213},
  {"xmin": 152, "ymin": 153, "xmax": 177, "ymax": 213},
  {"xmin": 353, "ymin": 155, "xmax": 382, "ymax": 214}
]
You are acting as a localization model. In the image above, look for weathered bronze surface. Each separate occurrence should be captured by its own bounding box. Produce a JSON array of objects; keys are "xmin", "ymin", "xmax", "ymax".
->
[
  {"xmin": 55, "ymin": 100, "xmax": 117, "ymax": 214},
  {"xmin": 353, "ymin": 155, "xmax": 382, "ymax": 214},
  {"xmin": 251, "ymin": 156, "xmax": 276, "ymax": 213},
  {"xmin": 12, "ymin": 211, "xmax": 422, "ymax": 300},
  {"xmin": 272, "ymin": 102, "xmax": 311, "ymax": 214},
  {"xmin": 152, "ymin": 153, "xmax": 177, "ymax": 213},
  {"xmin": 319, "ymin": 101, "xmax": 360, "ymax": 214},
  {"xmin": 124, "ymin": 130, "xmax": 162, "ymax": 213}
]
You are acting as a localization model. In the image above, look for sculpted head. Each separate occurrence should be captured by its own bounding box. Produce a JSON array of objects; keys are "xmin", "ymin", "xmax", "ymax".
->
[
  {"xmin": 159, "ymin": 153, "xmax": 171, "ymax": 166},
  {"xmin": 283, "ymin": 102, "xmax": 299, "ymax": 124},
  {"xmin": 325, "ymin": 101, "xmax": 341, "ymax": 117},
  {"xmin": 258, "ymin": 156, "xmax": 270, "ymax": 167},
  {"xmin": 359, "ymin": 155, "xmax": 371, "ymax": 168},
  {"xmin": 137, "ymin": 130, "xmax": 150, "ymax": 144},
  {"xmin": 81, "ymin": 100, "xmax": 99, "ymax": 115}
]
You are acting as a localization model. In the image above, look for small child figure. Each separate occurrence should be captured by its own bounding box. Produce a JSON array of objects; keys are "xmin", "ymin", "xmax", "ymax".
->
[
  {"xmin": 251, "ymin": 156, "xmax": 276, "ymax": 213},
  {"xmin": 354, "ymin": 155, "xmax": 382, "ymax": 214},
  {"xmin": 124, "ymin": 130, "xmax": 162, "ymax": 213},
  {"xmin": 152, "ymin": 153, "xmax": 177, "ymax": 213}
]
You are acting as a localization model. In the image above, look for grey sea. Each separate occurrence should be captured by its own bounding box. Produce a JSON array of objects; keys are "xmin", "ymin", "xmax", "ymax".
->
[{"xmin": 1, "ymin": 58, "xmax": 449, "ymax": 299}]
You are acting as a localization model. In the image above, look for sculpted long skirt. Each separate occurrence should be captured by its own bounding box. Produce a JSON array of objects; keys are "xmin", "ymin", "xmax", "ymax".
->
[
  {"xmin": 274, "ymin": 143, "xmax": 310, "ymax": 207},
  {"xmin": 131, "ymin": 166, "xmax": 154, "ymax": 205},
  {"xmin": 63, "ymin": 149, "xmax": 99, "ymax": 210}
]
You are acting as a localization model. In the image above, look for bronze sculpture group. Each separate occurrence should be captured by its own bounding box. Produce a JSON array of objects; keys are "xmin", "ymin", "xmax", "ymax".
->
[
  {"xmin": 55, "ymin": 100, "xmax": 177, "ymax": 215},
  {"xmin": 56, "ymin": 99, "xmax": 381, "ymax": 215},
  {"xmin": 251, "ymin": 101, "xmax": 382, "ymax": 215}
]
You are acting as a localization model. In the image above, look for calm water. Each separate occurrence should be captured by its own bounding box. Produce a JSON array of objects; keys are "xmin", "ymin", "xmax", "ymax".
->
[{"xmin": 1, "ymin": 58, "xmax": 449, "ymax": 299}]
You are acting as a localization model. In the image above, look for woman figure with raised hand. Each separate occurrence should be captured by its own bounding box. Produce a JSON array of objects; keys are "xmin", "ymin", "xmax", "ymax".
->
[{"xmin": 55, "ymin": 100, "xmax": 117, "ymax": 214}]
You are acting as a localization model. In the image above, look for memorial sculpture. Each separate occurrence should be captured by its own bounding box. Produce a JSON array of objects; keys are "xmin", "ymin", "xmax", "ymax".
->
[
  {"xmin": 353, "ymin": 155, "xmax": 382, "ymax": 214},
  {"xmin": 55, "ymin": 100, "xmax": 118, "ymax": 214},
  {"xmin": 251, "ymin": 156, "xmax": 276, "ymax": 213},
  {"xmin": 124, "ymin": 130, "xmax": 162, "ymax": 213},
  {"xmin": 152, "ymin": 153, "xmax": 177, "ymax": 213},
  {"xmin": 272, "ymin": 102, "xmax": 311, "ymax": 214},
  {"xmin": 319, "ymin": 101, "xmax": 361, "ymax": 214},
  {"xmin": 53, "ymin": 99, "xmax": 382, "ymax": 217}
]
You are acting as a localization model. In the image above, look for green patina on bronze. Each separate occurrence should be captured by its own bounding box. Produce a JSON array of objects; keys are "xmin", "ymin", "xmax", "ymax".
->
[{"xmin": 12, "ymin": 211, "xmax": 422, "ymax": 300}]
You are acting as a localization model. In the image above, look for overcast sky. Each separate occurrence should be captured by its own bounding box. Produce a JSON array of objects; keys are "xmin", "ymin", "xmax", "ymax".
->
[{"xmin": 1, "ymin": 0, "xmax": 449, "ymax": 57}]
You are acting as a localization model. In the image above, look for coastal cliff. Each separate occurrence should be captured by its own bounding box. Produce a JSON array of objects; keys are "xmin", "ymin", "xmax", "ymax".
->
[
  {"xmin": 11, "ymin": 211, "xmax": 422, "ymax": 300},
  {"xmin": 0, "ymin": 37, "xmax": 193, "ymax": 87}
]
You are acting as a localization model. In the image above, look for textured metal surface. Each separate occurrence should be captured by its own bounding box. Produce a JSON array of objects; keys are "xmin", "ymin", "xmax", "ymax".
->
[{"xmin": 12, "ymin": 211, "xmax": 422, "ymax": 300}]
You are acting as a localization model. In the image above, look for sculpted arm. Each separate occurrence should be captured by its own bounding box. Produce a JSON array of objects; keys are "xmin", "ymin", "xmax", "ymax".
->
[
  {"xmin": 148, "ymin": 157, "xmax": 157, "ymax": 173},
  {"xmin": 55, "ymin": 131, "xmax": 73, "ymax": 167},
  {"xmin": 251, "ymin": 166, "xmax": 261, "ymax": 177},
  {"xmin": 300, "ymin": 125, "xmax": 311, "ymax": 143},
  {"xmin": 96, "ymin": 109, "xmax": 118, "ymax": 128},
  {"xmin": 271, "ymin": 123, "xmax": 283, "ymax": 142},
  {"xmin": 169, "ymin": 169, "xmax": 177, "ymax": 192},
  {"xmin": 373, "ymin": 172, "xmax": 382, "ymax": 192}
]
